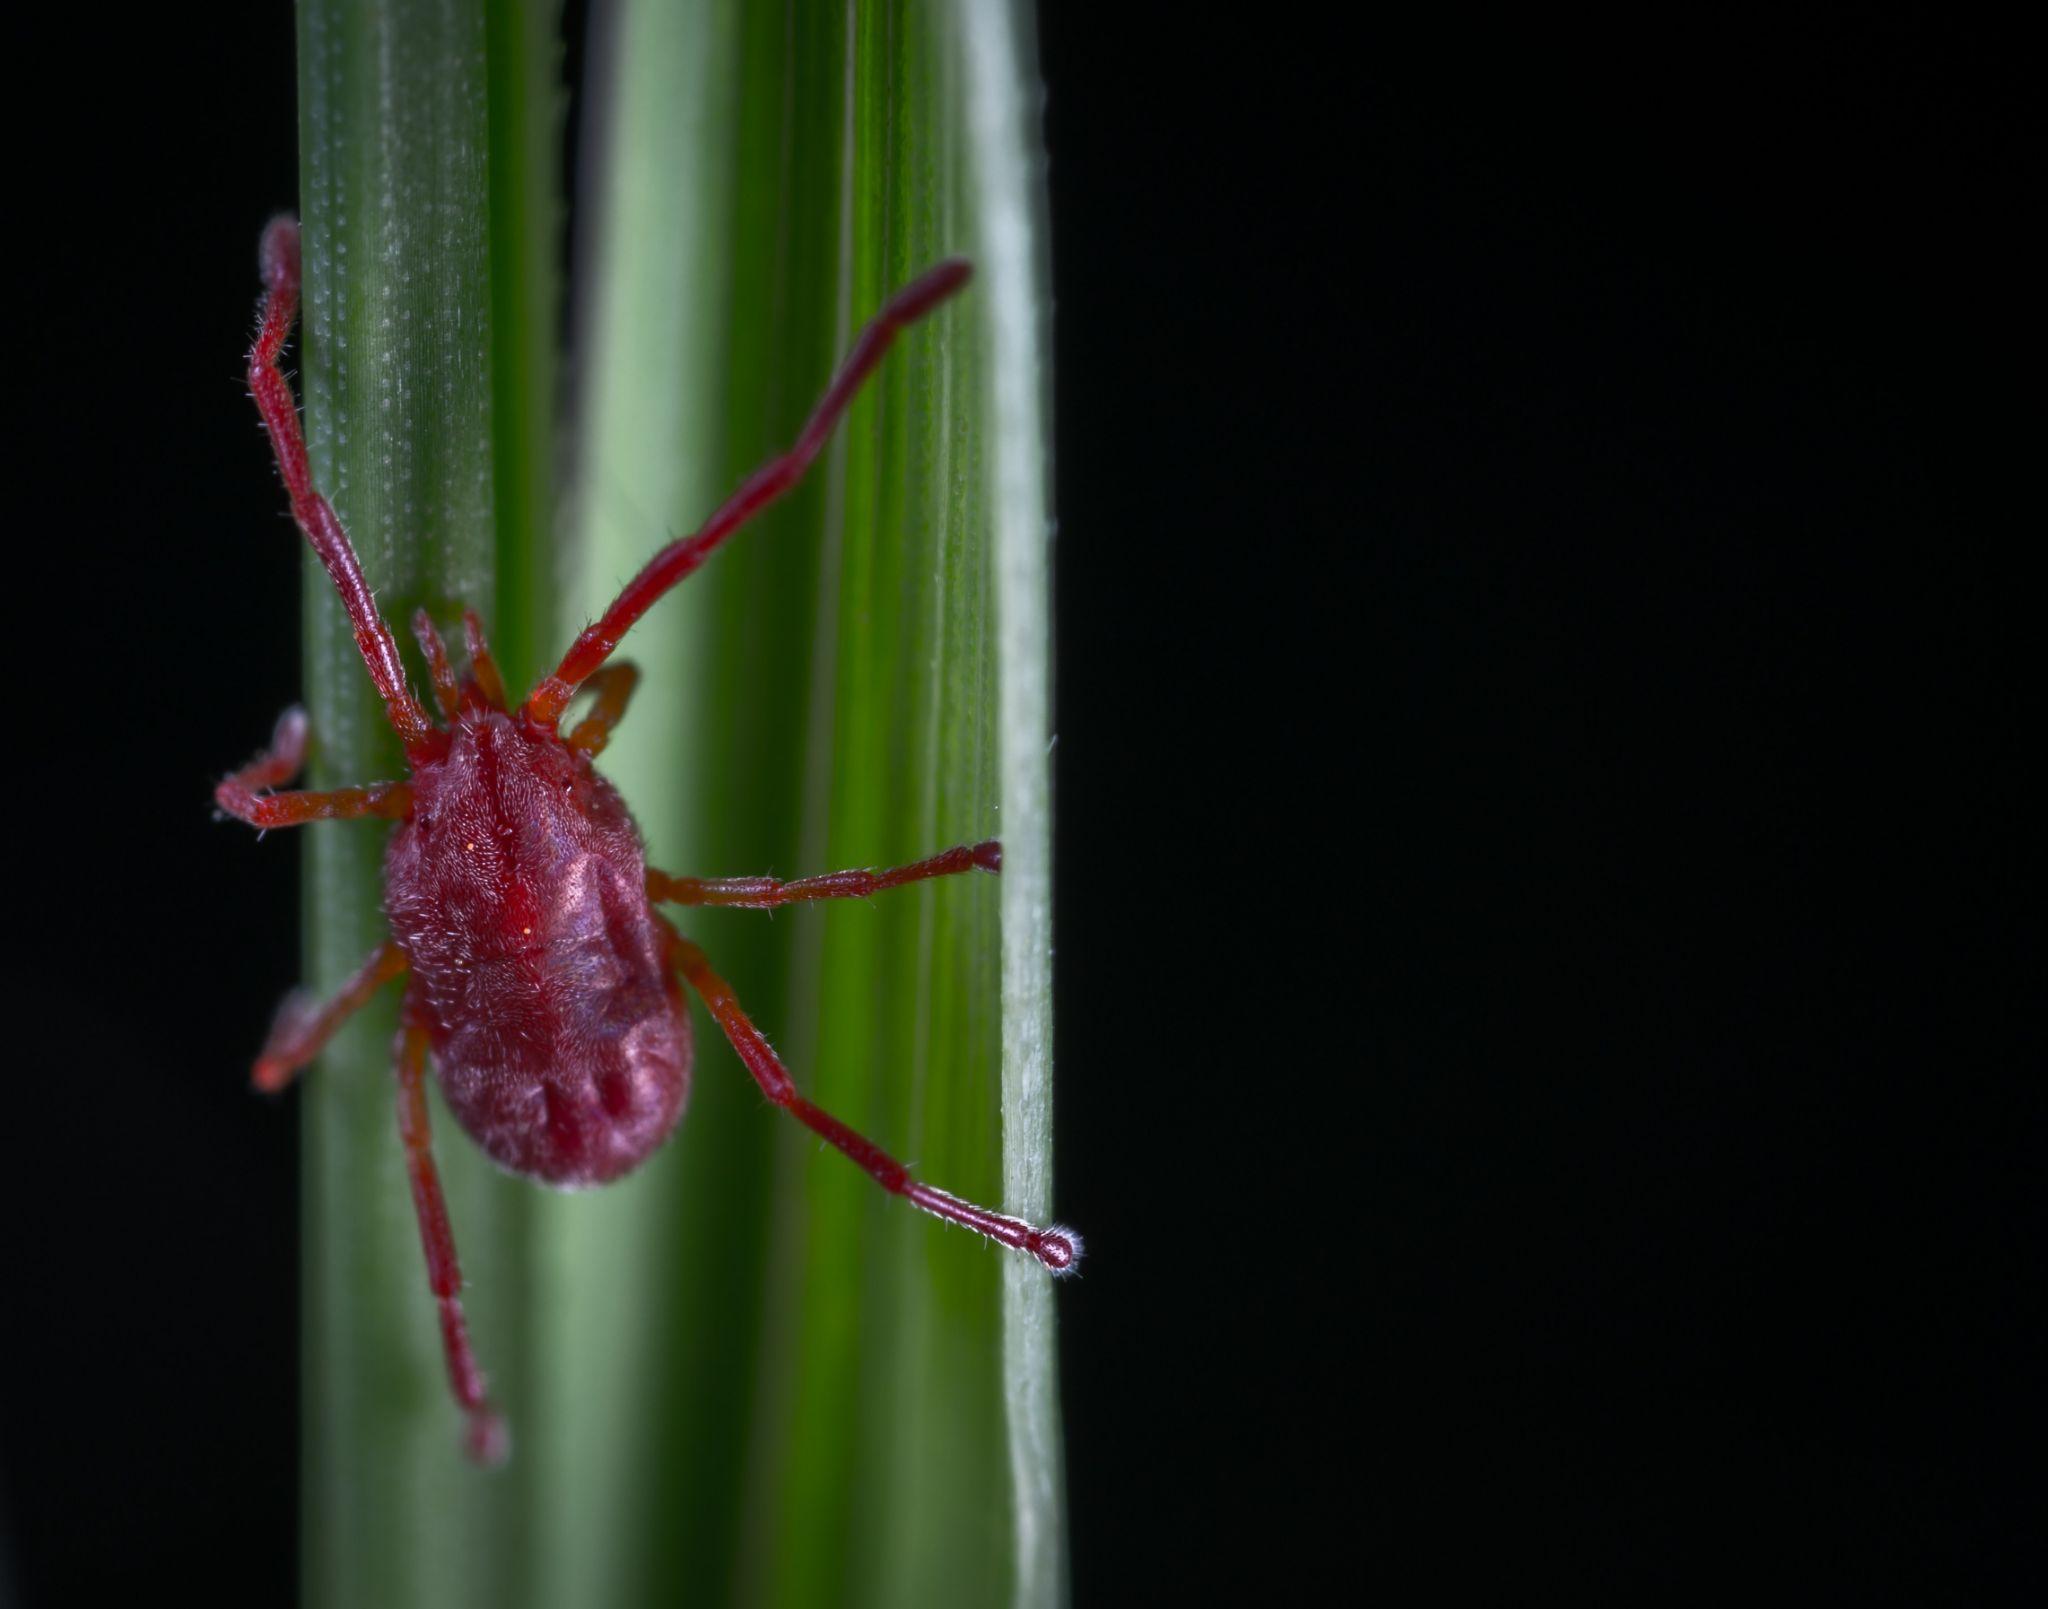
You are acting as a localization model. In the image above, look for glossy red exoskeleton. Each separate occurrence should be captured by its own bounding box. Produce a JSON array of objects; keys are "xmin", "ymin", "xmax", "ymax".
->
[{"xmin": 219, "ymin": 216, "xmax": 1079, "ymax": 1464}]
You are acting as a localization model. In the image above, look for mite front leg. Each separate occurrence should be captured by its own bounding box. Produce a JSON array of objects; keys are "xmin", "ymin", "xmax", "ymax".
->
[
  {"xmin": 394, "ymin": 1009, "xmax": 508, "ymax": 1466},
  {"xmin": 667, "ymin": 928, "xmax": 1080, "ymax": 1275},
  {"xmin": 222, "ymin": 704, "xmax": 309, "ymax": 793},
  {"xmin": 216, "ymin": 780, "xmax": 414, "ymax": 829},
  {"xmin": 647, "ymin": 840, "xmax": 999, "ymax": 910},
  {"xmin": 248, "ymin": 219, "xmax": 440, "ymax": 763},
  {"xmin": 252, "ymin": 939, "xmax": 409, "ymax": 1092},
  {"xmin": 216, "ymin": 706, "xmax": 413, "ymax": 827},
  {"xmin": 564, "ymin": 663, "xmax": 640, "ymax": 756},
  {"xmin": 523, "ymin": 259, "xmax": 974, "ymax": 726}
]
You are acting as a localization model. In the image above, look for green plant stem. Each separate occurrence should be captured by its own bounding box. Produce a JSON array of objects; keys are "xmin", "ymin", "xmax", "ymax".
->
[
  {"xmin": 289, "ymin": 3, "xmax": 1059, "ymax": 1603},
  {"xmin": 295, "ymin": 3, "xmax": 554, "ymax": 1605}
]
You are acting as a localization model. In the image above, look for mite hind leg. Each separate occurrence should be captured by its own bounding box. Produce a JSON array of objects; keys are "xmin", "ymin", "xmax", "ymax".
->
[
  {"xmin": 647, "ymin": 840, "xmax": 998, "ymax": 910},
  {"xmin": 252, "ymin": 939, "xmax": 409, "ymax": 1092},
  {"xmin": 666, "ymin": 928, "xmax": 1079, "ymax": 1274},
  {"xmin": 216, "ymin": 707, "xmax": 414, "ymax": 828},
  {"xmin": 393, "ymin": 1004, "xmax": 507, "ymax": 1465}
]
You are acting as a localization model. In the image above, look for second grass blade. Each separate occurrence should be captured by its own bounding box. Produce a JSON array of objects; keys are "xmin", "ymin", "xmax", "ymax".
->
[{"xmin": 542, "ymin": 2, "xmax": 1064, "ymax": 1604}]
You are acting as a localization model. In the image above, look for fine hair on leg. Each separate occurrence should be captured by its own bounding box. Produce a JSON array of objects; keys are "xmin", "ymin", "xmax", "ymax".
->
[
  {"xmin": 646, "ymin": 840, "xmax": 1000, "ymax": 910},
  {"xmin": 523, "ymin": 260, "xmax": 974, "ymax": 726},
  {"xmin": 667, "ymin": 927, "xmax": 1079, "ymax": 1274}
]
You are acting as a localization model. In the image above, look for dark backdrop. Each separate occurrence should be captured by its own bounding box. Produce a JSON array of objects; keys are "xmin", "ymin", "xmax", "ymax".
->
[{"xmin": 5, "ymin": 6, "xmax": 2035, "ymax": 1605}]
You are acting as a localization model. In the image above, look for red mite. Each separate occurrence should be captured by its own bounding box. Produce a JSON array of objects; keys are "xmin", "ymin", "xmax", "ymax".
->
[{"xmin": 220, "ymin": 216, "xmax": 1079, "ymax": 1464}]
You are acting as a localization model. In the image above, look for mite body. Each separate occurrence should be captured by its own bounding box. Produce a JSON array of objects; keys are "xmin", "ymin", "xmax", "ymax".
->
[
  {"xmin": 385, "ymin": 706, "xmax": 691, "ymax": 1187},
  {"xmin": 219, "ymin": 216, "xmax": 1077, "ymax": 1464}
]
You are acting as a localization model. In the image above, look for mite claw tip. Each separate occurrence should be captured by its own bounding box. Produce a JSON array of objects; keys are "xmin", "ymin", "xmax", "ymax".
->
[
  {"xmin": 465, "ymin": 1409, "xmax": 511, "ymax": 1468},
  {"xmin": 258, "ymin": 215, "xmax": 300, "ymax": 294},
  {"xmin": 896, "ymin": 258, "xmax": 975, "ymax": 321},
  {"xmin": 1037, "ymin": 1227, "xmax": 1084, "ymax": 1277}
]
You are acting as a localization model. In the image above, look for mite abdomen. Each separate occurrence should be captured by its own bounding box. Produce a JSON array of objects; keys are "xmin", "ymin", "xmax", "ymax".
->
[{"xmin": 384, "ymin": 711, "xmax": 693, "ymax": 1186}]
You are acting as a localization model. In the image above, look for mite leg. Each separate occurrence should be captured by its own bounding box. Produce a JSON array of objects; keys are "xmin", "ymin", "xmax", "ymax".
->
[
  {"xmin": 393, "ymin": 1009, "xmax": 508, "ymax": 1466},
  {"xmin": 648, "ymin": 840, "xmax": 999, "ymax": 909},
  {"xmin": 252, "ymin": 939, "xmax": 409, "ymax": 1092},
  {"xmin": 248, "ymin": 218, "xmax": 440, "ymax": 763},
  {"xmin": 215, "ymin": 707, "xmax": 415, "ymax": 827},
  {"xmin": 668, "ymin": 930, "xmax": 1080, "ymax": 1275},
  {"xmin": 411, "ymin": 611, "xmax": 463, "ymax": 720},
  {"xmin": 216, "ymin": 779, "xmax": 413, "ymax": 830},
  {"xmin": 462, "ymin": 609, "xmax": 508, "ymax": 710},
  {"xmin": 564, "ymin": 664, "xmax": 641, "ymax": 756},
  {"xmin": 523, "ymin": 259, "xmax": 975, "ymax": 726},
  {"xmin": 221, "ymin": 705, "xmax": 309, "ymax": 794}
]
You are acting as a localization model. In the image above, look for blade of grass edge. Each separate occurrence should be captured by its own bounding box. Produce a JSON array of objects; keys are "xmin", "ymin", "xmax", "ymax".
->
[{"xmin": 960, "ymin": 6, "xmax": 1069, "ymax": 1607}]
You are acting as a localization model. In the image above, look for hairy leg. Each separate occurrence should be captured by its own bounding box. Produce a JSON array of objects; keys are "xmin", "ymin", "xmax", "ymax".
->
[
  {"xmin": 648, "ymin": 840, "xmax": 999, "ymax": 909},
  {"xmin": 564, "ymin": 664, "xmax": 640, "ymax": 756},
  {"xmin": 248, "ymin": 218, "xmax": 440, "ymax": 762},
  {"xmin": 411, "ymin": 611, "xmax": 463, "ymax": 720},
  {"xmin": 220, "ymin": 705, "xmax": 309, "ymax": 795},
  {"xmin": 393, "ymin": 1008, "xmax": 508, "ymax": 1465},
  {"xmin": 251, "ymin": 940, "xmax": 410, "ymax": 1092},
  {"xmin": 524, "ymin": 259, "xmax": 974, "ymax": 726},
  {"xmin": 217, "ymin": 779, "xmax": 413, "ymax": 830},
  {"xmin": 216, "ymin": 707, "xmax": 415, "ymax": 827},
  {"xmin": 668, "ymin": 928, "xmax": 1079, "ymax": 1274}
]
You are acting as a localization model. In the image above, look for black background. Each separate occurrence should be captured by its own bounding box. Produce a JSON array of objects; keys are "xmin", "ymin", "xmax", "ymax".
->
[{"xmin": 4, "ymin": 5, "xmax": 2037, "ymax": 1604}]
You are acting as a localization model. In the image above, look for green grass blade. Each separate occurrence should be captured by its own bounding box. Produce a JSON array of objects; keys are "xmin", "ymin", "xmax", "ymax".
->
[
  {"xmin": 484, "ymin": 0, "xmax": 566, "ymax": 698},
  {"xmin": 551, "ymin": 2, "xmax": 1064, "ymax": 1604},
  {"xmin": 287, "ymin": 3, "xmax": 1055, "ymax": 1602},
  {"xmin": 294, "ymin": 2, "xmax": 556, "ymax": 1604}
]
